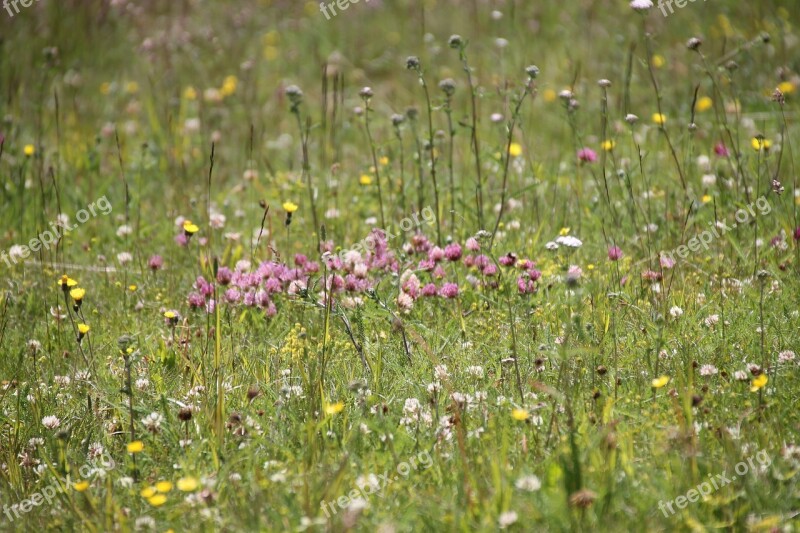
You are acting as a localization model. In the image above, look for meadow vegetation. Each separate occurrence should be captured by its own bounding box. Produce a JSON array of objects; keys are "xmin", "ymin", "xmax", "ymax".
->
[{"xmin": 1, "ymin": 0, "xmax": 799, "ymax": 530}]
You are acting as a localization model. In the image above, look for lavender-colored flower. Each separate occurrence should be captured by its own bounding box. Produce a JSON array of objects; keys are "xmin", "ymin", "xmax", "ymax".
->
[
  {"xmin": 577, "ymin": 148, "xmax": 597, "ymax": 163},
  {"xmin": 465, "ymin": 237, "xmax": 480, "ymax": 252},
  {"xmin": 187, "ymin": 292, "xmax": 205, "ymax": 308},
  {"xmin": 148, "ymin": 255, "xmax": 164, "ymax": 271},
  {"xmin": 217, "ymin": 267, "xmax": 233, "ymax": 285},
  {"xmin": 444, "ymin": 243, "xmax": 462, "ymax": 261},
  {"xmin": 224, "ymin": 288, "xmax": 241, "ymax": 304},
  {"xmin": 607, "ymin": 246, "xmax": 623, "ymax": 261},
  {"xmin": 439, "ymin": 283, "xmax": 459, "ymax": 299}
]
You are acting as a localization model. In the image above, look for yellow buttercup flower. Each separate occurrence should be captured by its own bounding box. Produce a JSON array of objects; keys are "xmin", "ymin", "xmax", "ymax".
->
[
  {"xmin": 140, "ymin": 486, "xmax": 157, "ymax": 498},
  {"xmin": 147, "ymin": 494, "xmax": 167, "ymax": 507},
  {"xmin": 24, "ymin": 144, "xmax": 35, "ymax": 157},
  {"xmin": 652, "ymin": 376, "xmax": 670, "ymax": 389},
  {"xmin": 359, "ymin": 174, "xmax": 373, "ymax": 186},
  {"xmin": 155, "ymin": 481, "xmax": 173, "ymax": 493},
  {"xmin": 183, "ymin": 220, "xmax": 199, "ymax": 235},
  {"xmin": 221, "ymin": 75, "xmax": 238, "ymax": 97},
  {"xmin": 59, "ymin": 275, "xmax": 79, "ymax": 290},
  {"xmin": 601, "ymin": 140, "xmax": 615, "ymax": 152},
  {"xmin": 379, "ymin": 156, "xmax": 389, "ymax": 166},
  {"xmin": 701, "ymin": 195, "xmax": 712, "ymax": 204},
  {"xmin": 750, "ymin": 374, "xmax": 768, "ymax": 392},
  {"xmin": 695, "ymin": 96, "xmax": 713, "ymax": 112},
  {"xmin": 652, "ymin": 113, "xmax": 667, "ymax": 126},
  {"xmin": 177, "ymin": 477, "xmax": 199, "ymax": 492},
  {"xmin": 508, "ymin": 143, "xmax": 523, "ymax": 157},
  {"xmin": 559, "ymin": 227, "xmax": 571, "ymax": 236},
  {"xmin": 511, "ymin": 408, "xmax": 529, "ymax": 421},
  {"xmin": 127, "ymin": 440, "xmax": 144, "ymax": 454},
  {"xmin": 73, "ymin": 480, "xmax": 90, "ymax": 492},
  {"xmin": 70, "ymin": 288, "xmax": 86, "ymax": 302},
  {"xmin": 282, "ymin": 201, "xmax": 299, "ymax": 213},
  {"xmin": 542, "ymin": 89, "xmax": 557, "ymax": 103},
  {"xmin": 777, "ymin": 81, "xmax": 795, "ymax": 95},
  {"xmin": 324, "ymin": 402, "xmax": 344, "ymax": 415},
  {"xmin": 652, "ymin": 54, "xmax": 665, "ymax": 68},
  {"xmin": 751, "ymin": 137, "xmax": 771, "ymax": 152}
]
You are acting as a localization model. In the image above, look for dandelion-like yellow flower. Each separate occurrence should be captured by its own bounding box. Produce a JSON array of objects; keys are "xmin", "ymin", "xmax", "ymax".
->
[
  {"xmin": 777, "ymin": 81, "xmax": 795, "ymax": 95},
  {"xmin": 183, "ymin": 220, "xmax": 199, "ymax": 235},
  {"xmin": 695, "ymin": 96, "xmax": 713, "ymax": 113},
  {"xmin": 701, "ymin": 195, "xmax": 712, "ymax": 204},
  {"xmin": 220, "ymin": 75, "xmax": 238, "ymax": 97},
  {"xmin": 379, "ymin": 156, "xmax": 389, "ymax": 166},
  {"xmin": 359, "ymin": 174, "xmax": 373, "ymax": 186},
  {"xmin": 126, "ymin": 81, "xmax": 139, "ymax": 94},
  {"xmin": 324, "ymin": 402, "xmax": 344, "ymax": 415},
  {"xmin": 73, "ymin": 480, "xmax": 90, "ymax": 492},
  {"xmin": 177, "ymin": 477, "xmax": 199, "ymax": 492},
  {"xmin": 283, "ymin": 201, "xmax": 299, "ymax": 213},
  {"xmin": 164, "ymin": 311, "xmax": 176, "ymax": 319},
  {"xmin": 751, "ymin": 137, "xmax": 772, "ymax": 152},
  {"xmin": 77, "ymin": 323, "xmax": 90, "ymax": 335},
  {"xmin": 24, "ymin": 144, "xmax": 35, "ymax": 157},
  {"xmin": 750, "ymin": 374, "xmax": 768, "ymax": 392},
  {"xmin": 508, "ymin": 143, "xmax": 523, "ymax": 157},
  {"xmin": 140, "ymin": 486, "xmax": 157, "ymax": 498},
  {"xmin": 559, "ymin": 227, "xmax": 571, "ymax": 236},
  {"xmin": 511, "ymin": 408, "xmax": 530, "ymax": 421},
  {"xmin": 601, "ymin": 140, "xmax": 615, "ymax": 152},
  {"xmin": 59, "ymin": 275, "xmax": 78, "ymax": 291},
  {"xmin": 70, "ymin": 288, "xmax": 86, "ymax": 302},
  {"xmin": 652, "ymin": 113, "xmax": 667, "ymax": 126},
  {"xmin": 651, "ymin": 375, "xmax": 670, "ymax": 389},
  {"xmin": 127, "ymin": 440, "xmax": 144, "ymax": 454},
  {"xmin": 183, "ymin": 86, "xmax": 197, "ymax": 100},
  {"xmin": 651, "ymin": 55, "xmax": 665, "ymax": 68},
  {"xmin": 155, "ymin": 481, "xmax": 173, "ymax": 493},
  {"xmin": 147, "ymin": 494, "xmax": 167, "ymax": 507}
]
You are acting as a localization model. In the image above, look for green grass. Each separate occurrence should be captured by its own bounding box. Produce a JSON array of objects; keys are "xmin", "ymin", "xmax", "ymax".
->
[{"xmin": 1, "ymin": 0, "xmax": 799, "ymax": 531}]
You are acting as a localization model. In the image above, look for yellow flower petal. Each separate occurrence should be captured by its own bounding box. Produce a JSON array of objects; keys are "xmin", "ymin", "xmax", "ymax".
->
[
  {"xmin": 147, "ymin": 494, "xmax": 167, "ymax": 507},
  {"xmin": 652, "ymin": 375, "xmax": 670, "ymax": 389},
  {"xmin": 73, "ymin": 480, "xmax": 90, "ymax": 492},
  {"xmin": 511, "ymin": 408, "xmax": 529, "ymax": 421},
  {"xmin": 282, "ymin": 201, "xmax": 299, "ymax": 213},
  {"xmin": 324, "ymin": 402, "xmax": 344, "ymax": 415},
  {"xmin": 155, "ymin": 481, "xmax": 173, "ymax": 493},
  {"xmin": 177, "ymin": 477, "xmax": 199, "ymax": 492},
  {"xmin": 140, "ymin": 486, "xmax": 157, "ymax": 498},
  {"xmin": 127, "ymin": 440, "xmax": 144, "ymax": 454}
]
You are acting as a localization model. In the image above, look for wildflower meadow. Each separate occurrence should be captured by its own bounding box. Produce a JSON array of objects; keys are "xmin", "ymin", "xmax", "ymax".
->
[{"xmin": 1, "ymin": 0, "xmax": 799, "ymax": 531}]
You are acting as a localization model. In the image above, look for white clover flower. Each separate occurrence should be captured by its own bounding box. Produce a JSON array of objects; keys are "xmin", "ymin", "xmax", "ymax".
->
[
  {"xmin": 42, "ymin": 416, "xmax": 61, "ymax": 430},
  {"xmin": 515, "ymin": 475, "xmax": 542, "ymax": 492},
  {"xmin": 630, "ymin": 0, "xmax": 653, "ymax": 10},
  {"xmin": 498, "ymin": 511, "xmax": 518, "ymax": 528},
  {"xmin": 555, "ymin": 235, "xmax": 583, "ymax": 248}
]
